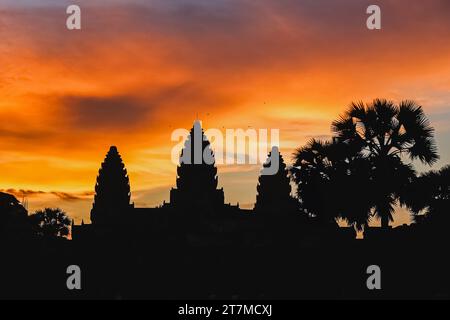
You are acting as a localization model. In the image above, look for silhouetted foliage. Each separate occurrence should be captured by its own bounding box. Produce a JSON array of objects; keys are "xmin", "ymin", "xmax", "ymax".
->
[
  {"xmin": 255, "ymin": 147, "xmax": 297, "ymax": 214},
  {"xmin": 292, "ymin": 139, "xmax": 336, "ymax": 223},
  {"xmin": 0, "ymin": 192, "xmax": 30, "ymax": 239},
  {"xmin": 91, "ymin": 146, "xmax": 132, "ymax": 225},
  {"xmin": 29, "ymin": 208, "xmax": 71, "ymax": 239},
  {"xmin": 291, "ymin": 139, "xmax": 374, "ymax": 230},
  {"xmin": 1, "ymin": 114, "xmax": 449, "ymax": 299},
  {"xmin": 402, "ymin": 165, "xmax": 450, "ymax": 226},
  {"xmin": 331, "ymin": 99, "xmax": 438, "ymax": 228}
]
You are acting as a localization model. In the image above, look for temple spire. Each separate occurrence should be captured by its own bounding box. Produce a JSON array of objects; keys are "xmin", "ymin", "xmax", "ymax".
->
[
  {"xmin": 90, "ymin": 146, "xmax": 132, "ymax": 225},
  {"xmin": 170, "ymin": 120, "xmax": 224, "ymax": 211},
  {"xmin": 255, "ymin": 147, "xmax": 297, "ymax": 215}
]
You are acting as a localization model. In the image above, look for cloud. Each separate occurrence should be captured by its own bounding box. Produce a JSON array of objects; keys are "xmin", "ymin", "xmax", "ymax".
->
[
  {"xmin": 0, "ymin": 189, "xmax": 45, "ymax": 198},
  {"xmin": 0, "ymin": 189, "xmax": 94, "ymax": 201},
  {"xmin": 59, "ymin": 95, "xmax": 154, "ymax": 129},
  {"xmin": 1, "ymin": 0, "xmax": 450, "ymax": 226},
  {"xmin": 50, "ymin": 191, "xmax": 93, "ymax": 201},
  {"xmin": 0, "ymin": 128, "xmax": 52, "ymax": 141},
  {"xmin": 53, "ymin": 80, "xmax": 243, "ymax": 131}
]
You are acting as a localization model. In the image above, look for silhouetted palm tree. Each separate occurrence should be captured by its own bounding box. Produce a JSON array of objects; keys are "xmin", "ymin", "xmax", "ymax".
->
[
  {"xmin": 29, "ymin": 208, "xmax": 71, "ymax": 239},
  {"xmin": 291, "ymin": 139, "xmax": 336, "ymax": 223},
  {"xmin": 331, "ymin": 99, "xmax": 438, "ymax": 228},
  {"xmin": 401, "ymin": 165, "xmax": 450, "ymax": 226},
  {"xmin": 291, "ymin": 139, "xmax": 374, "ymax": 230}
]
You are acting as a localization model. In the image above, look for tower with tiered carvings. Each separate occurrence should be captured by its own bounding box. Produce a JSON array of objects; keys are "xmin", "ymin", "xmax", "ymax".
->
[
  {"xmin": 170, "ymin": 120, "xmax": 224, "ymax": 213},
  {"xmin": 90, "ymin": 146, "xmax": 133, "ymax": 225},
  {"xmin": 255, "ymin": 147, "xmax": 297, "ymax": 215}
]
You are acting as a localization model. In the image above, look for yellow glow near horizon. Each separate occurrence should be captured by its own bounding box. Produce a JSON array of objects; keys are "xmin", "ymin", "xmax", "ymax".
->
[{"xmin": 1, "ymin": 1, "xmax": 450, "ymax": 227}]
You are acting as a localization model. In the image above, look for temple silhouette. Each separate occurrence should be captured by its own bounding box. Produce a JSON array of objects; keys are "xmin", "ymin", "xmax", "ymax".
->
[
  {"xmin": 170, "ymin": 120, "xmax": 225, "ymax": 212},
  {"xmin": 74, "ymin": 120, "xmax": 246, "ymax": 241},
  {"xmin": 1, "ymin": 119, "xmax": 449, "ymax": 299},
  {"xmin": 72, "ymin": 120, "xmax": 353, "ymax": 245}
]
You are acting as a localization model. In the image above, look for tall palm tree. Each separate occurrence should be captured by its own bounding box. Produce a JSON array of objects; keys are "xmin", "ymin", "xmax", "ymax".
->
[{"xmin": 331, "ymin": 99, "xmax": 438, "ymax": 228}]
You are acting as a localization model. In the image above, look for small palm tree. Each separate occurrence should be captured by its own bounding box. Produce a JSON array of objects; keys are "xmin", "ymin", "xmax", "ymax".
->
[
  {"xmin": 331, "ymin": 99, "xmax": 438, "ymax": 228},
  {"xmin": 401, "ymin": 165, "xmax": 450, "ymax": 226},
  {"xmin": 291, "ymin": 139, "xmax": 334, "ymax": 223}
]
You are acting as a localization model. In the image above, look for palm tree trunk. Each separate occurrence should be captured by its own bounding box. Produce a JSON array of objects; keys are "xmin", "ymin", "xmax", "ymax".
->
[{"xmin": 381, "ymin": 214, "xmax": 389, "ymax": 229}]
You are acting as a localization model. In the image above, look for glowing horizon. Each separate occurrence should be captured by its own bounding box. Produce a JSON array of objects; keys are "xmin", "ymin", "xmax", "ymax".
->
[{"xmin": 1, "ymin": 0, "xmax": 450, "ymax": 226}]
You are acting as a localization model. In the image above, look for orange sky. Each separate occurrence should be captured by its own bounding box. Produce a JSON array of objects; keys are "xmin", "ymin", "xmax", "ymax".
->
[{"xmin": 1, "ymin": 0, "xmax": 450, "ymax": 226}]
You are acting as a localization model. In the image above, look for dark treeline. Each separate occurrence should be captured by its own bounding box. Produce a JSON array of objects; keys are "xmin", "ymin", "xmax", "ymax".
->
[{"xmin": 0, "ymin": 99, "xmax": 449, "ymax": 299}]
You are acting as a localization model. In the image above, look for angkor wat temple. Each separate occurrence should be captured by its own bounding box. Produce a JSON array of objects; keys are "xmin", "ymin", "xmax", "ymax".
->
[
  {"xmin": 2, "ymin": 121, "xmax": 449, "ymax": 299},
  {"xmin": 72, "ymin": 120, "xmax": 351, "ymax": 245}
]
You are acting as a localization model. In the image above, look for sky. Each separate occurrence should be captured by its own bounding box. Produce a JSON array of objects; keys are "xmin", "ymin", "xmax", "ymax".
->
[{"xmin": 1, "ymin": 0, "xmax": 450, "ymax": 226}]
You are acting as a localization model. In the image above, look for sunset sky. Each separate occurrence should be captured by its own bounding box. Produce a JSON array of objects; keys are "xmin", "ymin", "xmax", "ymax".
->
[{"xmin": 1, "ymin": 0, "xmax": 450, "ymax": 226}]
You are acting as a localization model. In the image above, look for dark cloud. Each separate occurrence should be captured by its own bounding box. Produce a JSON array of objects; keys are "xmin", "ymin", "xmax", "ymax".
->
[
  {"xmin": 4, "ymin": 0, "xmax": 450, "ymax": 67},
  {"xmin": 59, "ymin": 95, "xmax": 153, "ymax": 129},
  {"xmin": 0, "ymin": 189, "xmax": 93, "ymax": 201},
  {"xmin": 0, "ymin": 128, "xmax": 52, "ymax": 141},
  {"xmin": 56, "ymin": 82, "xmax": 244, "ymax": 130},
  {"xmin": 50, "ymin": 191, "xmax": 91, "ymax": 201},
  {"xmin": 0, "ymin": 189, "xmax": 45, "ymax": 198}
]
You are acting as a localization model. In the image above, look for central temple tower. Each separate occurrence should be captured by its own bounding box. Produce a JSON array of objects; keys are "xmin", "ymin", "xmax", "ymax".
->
[{"xmin": 170, "ymin": 120, "xmax": 224, "ymax": 213}]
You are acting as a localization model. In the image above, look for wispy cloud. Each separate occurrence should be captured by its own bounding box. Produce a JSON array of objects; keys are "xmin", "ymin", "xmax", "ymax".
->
[{"xmin": 0, "ymin": 189, "xmax": 94, "ymax": 201}]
